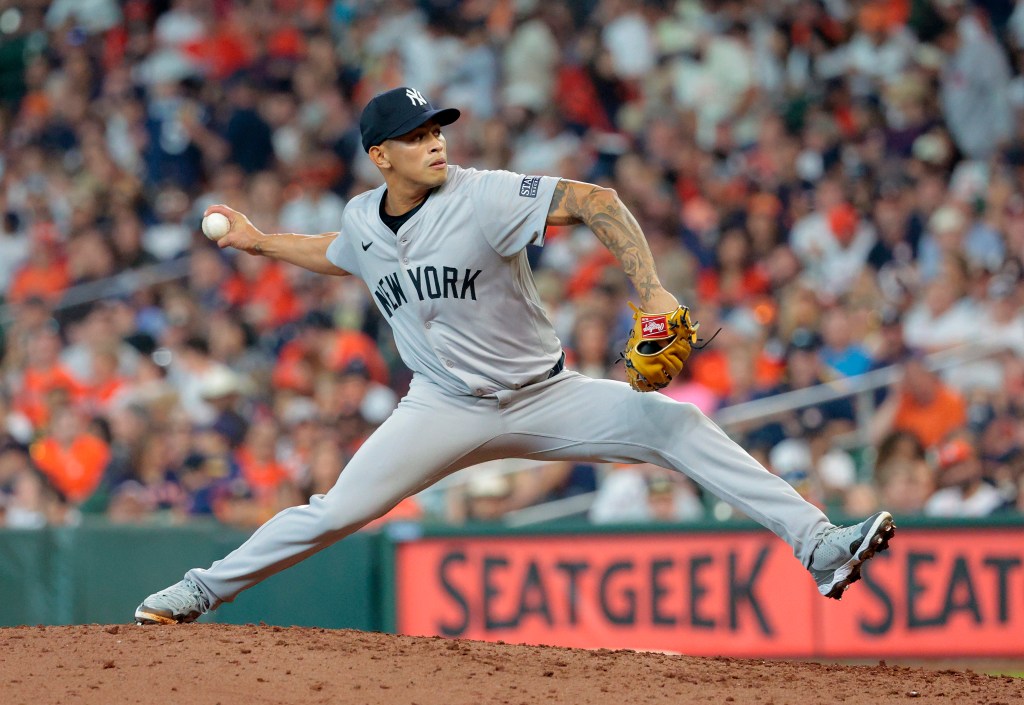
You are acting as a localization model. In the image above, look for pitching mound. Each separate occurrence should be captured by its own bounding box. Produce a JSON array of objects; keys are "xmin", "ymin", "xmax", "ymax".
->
[{"xmin": 1, "ymin": 624, "xmax": 1021, "ymax": 704}]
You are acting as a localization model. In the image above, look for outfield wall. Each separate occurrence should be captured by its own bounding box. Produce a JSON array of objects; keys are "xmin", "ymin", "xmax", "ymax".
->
[
  {"xmin": 3, "ymin": 517, "xmax": 1023, "ymax": 658},
  {"xmin": 0, "ymin": 521, "xmax": 380, "ymax": 630},
  {"xmin": 390, "ymin": 519, "xmax": 1024, "ymax": 658}
]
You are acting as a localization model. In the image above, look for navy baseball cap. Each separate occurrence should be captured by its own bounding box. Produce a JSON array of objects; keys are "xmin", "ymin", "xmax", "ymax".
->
[{"xmin": 359, "ymin": 87, "xmax": 460, "ymax": 152}]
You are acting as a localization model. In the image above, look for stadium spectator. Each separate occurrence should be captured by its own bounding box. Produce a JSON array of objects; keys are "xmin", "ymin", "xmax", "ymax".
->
[
  {"xmin": 978, "ymin": 275, "xmax": 1024, "ymax": 355},
  {"xmin": 0, "ymin": 442, "xmax": 67, "ymax": 528},
  {"xmin": 870, "ymin": 352, "xmax": 968, "ymax": 449},
  {"xmin": 457, "ymin": 464, "xmax": 514, "ymax": 524},
  {"xmin": 819, "ymin": 306, "xmax": 872, "ymax": 377},
  {"xmin": 868, "ymin": 307, "xmax": 911, "ymax": 374},
  {"xmin": 305, "ymin": 434, "xmax": 344, "ymax": 498},
  {"xmin": 0, "ymin": 210, "xmax": 30, "ymax": 291},
  {"xmin": 276, "ymin": 395, "xmax": 319, "ymax": 488},
  {"xmin": 197, "ymin": 365, "xmax": 249, "ymax": 448},
  {"xmin": 566, "ymin": 310, "xmax": 617, "ymax": 380},
  {"xmin": 937, "ymin": 7, "xmax": 1014, "ymax": 160},
  {"xmin": 875, "ymin": 457, "xmax": 935, "ymax": 516},
  {"xmin": 106, "ymin": 430, "xmax": 187, "ymax": 523},
  {"xmin": 204, "ymin": 309, "xmax": 270, "ymax": 382},
  {"xmin": 29, "ymin": 405, "xmax": 110, "ymax": 505},
  {"xmin": 924, "ymin": 435, "xmax": 1005, "ymax": 517},
  {"xmin": 60, "ymin": 301, "xmax": 141, "ymax": 384},
  {"xmin": 747, "ymin": 328, "xmax": 855, "ymax": 450},
  {"xmin": 790, "ymin": 196, "xmax": 877, "ymax": 299},
  {"xmin": 645, "ymin": 474, "xmax": 704, "ymax": 523},
  {"xmin": 279, "ymin": 155, "xmax": 348, "ymax": 236},
  {"xmin": 233, "ymin": 418, "xmax": 295, "ymax": 504},
  {"xmin": 13, "ymin": 323, "xmax": 85, "ymax": 430},
  {"xmin": 221, "ymin": 251, "xmax": 302, "ymax": 332},
  {"xmin": 905, "ymin": 261, "xmax": 974, "ymax": 358},
  {"xmin": 180, "ymin": 418, "xmax": 238, "ymax": 517},
  {"xmin": 166, "ymin": 336, "xmax": 226, "ymax": 426},
  {"xmin": 0, "ymin": 387, "xmax": 34, "ymax": 447},
  {"xmin": 589, "ymin": 463, "xmax": 704, "ymax": 524},
  {"xmin": 8, "ymin": 228, "xmax": 70, "ymax": 306}
]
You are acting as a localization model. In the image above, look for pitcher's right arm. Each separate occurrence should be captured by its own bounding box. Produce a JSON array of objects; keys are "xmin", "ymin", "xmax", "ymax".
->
[{"xmin": 204, "ymin": 204, "xmax": 350, "ymax": 277}]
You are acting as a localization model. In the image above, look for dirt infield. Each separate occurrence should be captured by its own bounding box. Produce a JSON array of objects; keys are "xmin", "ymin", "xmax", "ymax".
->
[{"xmin": 1, "ymin": 624, "xmax": 1021, "ymax": 705}]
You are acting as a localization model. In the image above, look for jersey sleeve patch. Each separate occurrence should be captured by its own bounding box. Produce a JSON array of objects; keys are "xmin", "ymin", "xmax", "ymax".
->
[{"xmin": 519, "ymin": 176, "xmax": 541, "ymax": 198}]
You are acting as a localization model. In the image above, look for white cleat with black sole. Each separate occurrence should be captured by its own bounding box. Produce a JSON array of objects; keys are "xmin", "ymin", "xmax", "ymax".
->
[
  {"xmin": 134, "ymin": 578, "xmax": 211, "ymax": 625},
  {"xmin": 809, "ymin": 511, "xmax": 896, "ymax": 600}
]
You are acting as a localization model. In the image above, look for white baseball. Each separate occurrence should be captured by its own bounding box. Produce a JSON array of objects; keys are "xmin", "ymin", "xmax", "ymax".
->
[{"xmin": 202, "ymin": 212, "xmax": 231, "ymax": 240}]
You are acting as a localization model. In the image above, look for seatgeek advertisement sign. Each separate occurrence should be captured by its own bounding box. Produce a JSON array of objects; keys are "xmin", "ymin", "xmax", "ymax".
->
[{"xmin": 395, "ymin": 528, "xmax": 1024, "ymax": 657}]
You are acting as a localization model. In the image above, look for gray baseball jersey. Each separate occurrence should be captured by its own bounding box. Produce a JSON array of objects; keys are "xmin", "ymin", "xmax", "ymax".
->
[
  {"xmin": 324, "ymin": 166, "xmax": 562, "ymax": 397},
  {"xmin": 186, "ymin": 166, "xmax": 832, "ymax": 609}
]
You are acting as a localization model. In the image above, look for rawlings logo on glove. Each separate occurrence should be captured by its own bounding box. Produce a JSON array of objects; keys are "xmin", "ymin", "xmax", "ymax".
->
[
  {"xmin": 622, "ymin": 302, "xmax": 702, "ymax": 392},
  {"xmin": 640, "ymin": 316, "xmax": 670, "ymax": 338}
]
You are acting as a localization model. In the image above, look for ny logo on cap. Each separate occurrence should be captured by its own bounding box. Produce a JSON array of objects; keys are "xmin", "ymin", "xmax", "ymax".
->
[{"xmin": 405, "ymin": 88, "xmax": 427, "ymax": 106}]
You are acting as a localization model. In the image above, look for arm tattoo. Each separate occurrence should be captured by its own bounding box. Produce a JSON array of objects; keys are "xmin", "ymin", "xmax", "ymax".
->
[
  {"xmin": 546, "ymin": 180, "xmax": 584, "ymax": 226},
  {"xmin": 554, "ymin": 180, "xmax": 661, "ymax": 302}
]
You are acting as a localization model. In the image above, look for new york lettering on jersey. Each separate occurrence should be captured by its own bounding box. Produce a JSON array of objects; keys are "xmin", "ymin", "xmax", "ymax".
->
[{"xmin": 373, "ymin": 265, "xmax": 482, "ymax": 317}]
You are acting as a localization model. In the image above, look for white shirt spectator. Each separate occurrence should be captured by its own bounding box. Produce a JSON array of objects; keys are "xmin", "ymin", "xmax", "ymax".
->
[
  {"xmin": 979, "ymin": 320, "xmax": 1024, "ymax": 355},
  {"xmin": 142, "ymin": 222, "xmax": 191, "ymax": 261},
  {"xmin": 502, "ymin": 18, "xmax": 559, "ymax": 111},
  {"xmin": 844, "ymin": 26, "xmax": 918, "ymax": 92},
  {"xmin": 903, "ymin": 294, "xmax": 978, "ymax": 351},
  {"xmin": 1008, "ymin": 2, "xmax": 1024, "ymax": 48},
  {"xmin": 602, "ymin": 11, "xmax": 655, "ymax": 80},
  {"xmin": 444, "ymin": 33, "xmax": 499, "ymax": 119},
  {"xmin": 917, "ymin": 203, "xmax": 1005, "ymax": 280},
  {"xmin": 924, "ymin": 483, "xmax": 1004, "ymax": 517},
  {"xmin": 749, "ymin": 17, "xmax": 786, "ymax": 95},
  {"xmin": 940, "ymin": 15, "xmax": 1014, "ymax": 160},
  {"xmin": 789, "ymin": 211, "xmax": 876, "ymax": 297},
  {"xmin": 362, "ymin": 3, "xmax": 426, "ymax": 57},
  {"xmin": 45, "ymin": 0, "xmax": 121, "ymax": 34},
  {"xmin": 977, "ymin": 282, "xmax": 1024, "ymax": 355},
  {"xmin": 153, "ymin": 3, "xmax": 205, "ymax": 47},
  {"xmin": 402, "ymin": 30, "xmax": 464, "ymax": 102},
  {"xmin": 280, "ymin": 191, "xmax": 347, "ymax": 237},
  {"xmin": 590, "ymin": 466, "xmax": 704, "ymax": 524},
  {"xmin": 589, "ymin": 469, "xmax": 655, "ymax": 524},
  {"xmin": 510, "ymin": 127, "xmax": 581, "ymax": 177},
  {"xmin": 167, "ymin": 362, "xmax": 239, "ymax": 427},
  {"xmin": 0, "ymin": 221, "xmax": 29, "ymax": 292},
  {"xmin": 105, "ymin": 108, "xmax": 144, "ymax": 176},
  {"xmin": 674, "ymin": 34, "xmax": 756, "ymax": 148}
]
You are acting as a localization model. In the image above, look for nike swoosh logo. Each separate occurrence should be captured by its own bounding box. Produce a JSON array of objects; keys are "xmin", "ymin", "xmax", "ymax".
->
[{"xmin": 361, "ymin": 241, "xmax": 373, "ymax": 251}]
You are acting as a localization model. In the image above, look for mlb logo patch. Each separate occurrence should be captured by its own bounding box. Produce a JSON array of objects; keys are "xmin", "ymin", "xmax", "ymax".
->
[
  {"xmin": 519, "ymin": 176, "xmax": 540, "ymax": 198},
  {"xmin": 640, "ymin": 315, "xmax": 671, "ymax": 339}
]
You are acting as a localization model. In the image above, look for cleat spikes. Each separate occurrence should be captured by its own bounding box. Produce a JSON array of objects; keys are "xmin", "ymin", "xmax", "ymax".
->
[{"xmin": 811, "ymin": 511, "xmax": 896, "ymax": 600}]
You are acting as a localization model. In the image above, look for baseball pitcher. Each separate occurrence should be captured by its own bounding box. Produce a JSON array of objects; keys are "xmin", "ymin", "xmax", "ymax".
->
[{"xmin": 135, "ymin": 87, "xmax": 895, "ymax": 625}]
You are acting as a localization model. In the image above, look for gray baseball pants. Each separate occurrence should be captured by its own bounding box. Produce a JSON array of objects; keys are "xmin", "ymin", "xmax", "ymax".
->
[{"xmin": 188, "ymin": 371, "xmax": 830, "ymax": 606}]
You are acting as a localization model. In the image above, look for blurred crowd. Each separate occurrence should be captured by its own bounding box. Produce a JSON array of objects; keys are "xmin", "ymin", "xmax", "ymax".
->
[{"xmin": 1, "ymin": 0, "xmax": 1024, "ymax": 530}]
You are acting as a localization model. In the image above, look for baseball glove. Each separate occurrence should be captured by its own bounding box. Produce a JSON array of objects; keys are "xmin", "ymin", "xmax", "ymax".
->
[{"xmin": 621, "ymin": 302, "xmax": 700, "ymax": 392}]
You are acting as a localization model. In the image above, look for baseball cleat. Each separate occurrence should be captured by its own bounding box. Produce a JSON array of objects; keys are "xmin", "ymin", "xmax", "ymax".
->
[
  {"xmin": 808, "ymin": 511, "xmax": 895, "ymax": 600},
  {"xmin": 134, "ymin": 578, "xmax": 211, "ymax": 625}
]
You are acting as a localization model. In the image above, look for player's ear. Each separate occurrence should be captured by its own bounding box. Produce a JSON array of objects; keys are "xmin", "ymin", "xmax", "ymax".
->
[{"xmin": 369, "ymin": 145, "xmax": 391, "ymax": 170}]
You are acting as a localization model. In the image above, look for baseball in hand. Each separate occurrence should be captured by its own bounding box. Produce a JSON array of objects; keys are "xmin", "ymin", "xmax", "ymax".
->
[{"xmin": 202, "ymin": 212, "xmax": 231, "ymax": 240}]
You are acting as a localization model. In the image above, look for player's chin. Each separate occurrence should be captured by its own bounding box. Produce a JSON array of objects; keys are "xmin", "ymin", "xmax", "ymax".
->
[{"xmin": 425, "ymin": 165, "xmax": 449, "ymax": 184}]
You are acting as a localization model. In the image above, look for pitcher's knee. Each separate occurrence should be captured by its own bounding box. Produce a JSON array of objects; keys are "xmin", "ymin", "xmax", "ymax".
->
[
  {"xmin": 648, "ymin": 397, "xmax": 704, "ymax": 420},
  {"xmin": 675, "ymin": 401, "xmax": 704, "ymax": 419},
  {"xmin": 642, "ymin": 398, "xmax": 706, "ymax": 436},
  {"xmin": 309, "ymin": 495, "xmax": 380, "ymax": 536}
]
